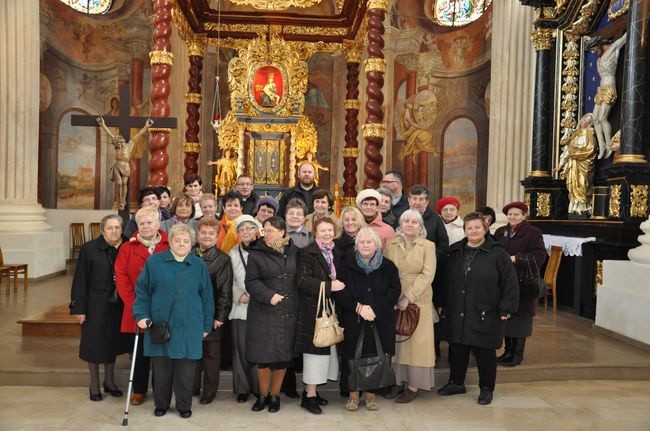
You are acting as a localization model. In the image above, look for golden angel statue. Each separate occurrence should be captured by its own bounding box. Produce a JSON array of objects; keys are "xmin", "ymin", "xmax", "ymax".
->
[
  {"xmin": 97, "ymin": 116, "xmax": 153, "ymax": 210},
  {"xmin": 555, "ymin": 114, "xmax": 597, "ymax": 215},
  {"xmin": 208, "ymin": 148, "xmax": 238, "ymax": 196}
]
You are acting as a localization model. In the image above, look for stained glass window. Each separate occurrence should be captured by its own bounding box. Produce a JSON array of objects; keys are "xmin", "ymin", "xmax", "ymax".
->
[
  {"xmin": 60, "ymin": 0, "xmax": 112, "ymax": 15},
  {"xmin": 432, "ymin": 0, "xmax": 491, "ymax": 27}
]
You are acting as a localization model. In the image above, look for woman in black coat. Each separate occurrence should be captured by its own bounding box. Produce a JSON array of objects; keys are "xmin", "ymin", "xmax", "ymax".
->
[
  {"xmin": 295, "ymin": 217, "xmax": 345, "ymax": 414},
  {"xmin": 437, "ymin": 213, "xmax": 519, "ymax": 405},
  {"xmin": 245, "ymin": 216, "xmax": 299, "ymax": 413},
  {"xmin": 494, "ymin": 202, "xmax": 547, "ymax": 366},
  {"xmin": 70, "ymin": 214, "xmax": 125, "ymax": 401},
  {"xmin": 334, "ymin": 227, "xmax": 401, "ymax": 412}
]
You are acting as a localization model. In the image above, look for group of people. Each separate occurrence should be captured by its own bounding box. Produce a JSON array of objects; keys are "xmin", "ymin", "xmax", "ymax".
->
[{"xmin": 70, "ymin": 164, "xmax": 546, "ymax": 419}]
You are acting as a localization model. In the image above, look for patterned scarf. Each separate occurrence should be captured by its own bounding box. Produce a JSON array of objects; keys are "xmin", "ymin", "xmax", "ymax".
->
[
  {"xmin": 355, "ymin": 250, "xmax": 383, "ymax": 274},
  {"xmin": 136, "ymin": 232, "xmax": 162, "ymax": 255},
  {"xmin": 266, "ymin": 236, "xmax": 290, "ymax": 254},
  {"xmin": 316, "ymin": 239, "xmax": 336, "ymax": 279},
  {"xmin": 218, "ymin": 214, "xmax": 239, "ymax": 254}
]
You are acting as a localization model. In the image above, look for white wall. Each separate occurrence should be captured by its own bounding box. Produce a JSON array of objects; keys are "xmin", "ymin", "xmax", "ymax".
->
[{"xmin": 45, "ymin": 209, "xmax": 118, "ymax": 258}]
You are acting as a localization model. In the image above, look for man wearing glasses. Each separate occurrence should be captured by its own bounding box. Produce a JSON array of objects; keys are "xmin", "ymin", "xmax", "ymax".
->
[
  {"xmin": 381, "ymin": 170, "xmax": 409, "ymax": 219},
  {"xmin": 235, "ymin": 175, "xmax": 259, "ymax": 216}
]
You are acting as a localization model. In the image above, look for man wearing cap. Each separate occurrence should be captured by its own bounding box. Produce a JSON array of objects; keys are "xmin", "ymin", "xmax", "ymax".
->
[
  {"xmin": 356, "ymin": 189, "xmax": 395, "ymax": 249},
  {"xmin": 278, "ymin": 163, "xmax": 320, "ymax": 216},
  {"xmin": 436, "ymin": 196, "xmax": 464, "ymax": 245},
  {"xmin": 408, "ymin": 185, "xmax": 449, "ymax": 255},
  {"xmin": 381, "ymin": 170, "xmax": 409, "ymax": 220},
  {"xmin": 235, "ymin": 175, "xmax": 259, "ymax": 216}
]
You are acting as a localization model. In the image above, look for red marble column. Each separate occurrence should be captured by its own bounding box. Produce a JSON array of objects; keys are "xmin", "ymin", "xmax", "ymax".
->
[
  {"xmin": 148, "ymin": 0, "xmax": 173, "ymax": 186},
  {"xmin": 183, "ymin": 39, "xmax": 205, "ymax": 181},
  {"xmin": 342, "ymin": 49, "xmax": 361, "ymax": 205},
  {"xmin": 362, "ymin": 0, "xmax": 387, "ymax": 189}
]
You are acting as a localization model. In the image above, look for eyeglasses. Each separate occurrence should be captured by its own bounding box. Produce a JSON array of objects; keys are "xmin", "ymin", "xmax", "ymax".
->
[
  {"xmin": 237, "ymin": 226, "xmax": 257, "ymax": 234},
  {"xmin": 360, "ymin": 201, "xmax": 378, "ymax": 207}
]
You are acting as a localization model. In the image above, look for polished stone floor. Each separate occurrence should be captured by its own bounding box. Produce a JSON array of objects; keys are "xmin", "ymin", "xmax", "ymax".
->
[{"xmin": 1, "ymin": 273, "xmax": 650, "ymax": 429}]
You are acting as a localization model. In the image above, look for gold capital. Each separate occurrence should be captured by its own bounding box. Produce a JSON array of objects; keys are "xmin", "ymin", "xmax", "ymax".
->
[
  {"xmin": 367, "ymin": 0, "xmax": 388, "ymax": 11},
  {"xmin": 530, "ymin": 28, "xmax": 555, "ymax": 51},
  {"xmin": 185, "ymin": 92, "xmax": 202, "ymax": 104},
  {"xmin": 188, "ymin": 40, "xmax": 206, "ymax": 57},
  {"xmin": 342, "ymin": 147, "xmax": 360, "ymax": 158},
  {"xmin": 149, "ymin": 127, "xmax": 172, "ymax": 133},
  {"xmin": 530, "ymin": 170, "xmax": 550, "ymax": 178},
  {"xmin": 364, "ymin": 58, "xmax": 386, "ymax": 74},
  {"xmin": 362, "ymin": 123, "xmax": 386, "ymax": 139},
  {"xmin": 183, "ymin": 142, "xmax": 201, "ymax": 153},
  {"xmin": 344, "ymin": 99, "xmax": 361, "ymax": 110},
  {"xmin": 149, "ymin": 50, "xmax": 174, "ymax": 66}
]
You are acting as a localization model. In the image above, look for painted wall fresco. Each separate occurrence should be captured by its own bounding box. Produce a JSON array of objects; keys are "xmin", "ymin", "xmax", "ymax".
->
[{"xmin": 442, "ymin": 117, "xmax": 478, "ymax": 211}]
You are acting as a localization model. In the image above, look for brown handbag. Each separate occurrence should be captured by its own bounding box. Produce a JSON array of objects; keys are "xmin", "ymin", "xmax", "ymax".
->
[{"xmin": 395, "ymin": 303, "xmax": 420, "ymax": 342}]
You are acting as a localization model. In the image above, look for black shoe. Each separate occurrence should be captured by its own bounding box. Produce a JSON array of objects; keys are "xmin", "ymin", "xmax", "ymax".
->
[
  {"xmin": 236, "ymin": 393, "xmax": 249, "ymax": 403},
  {"xmin": 103, "ymin": 384, "xmax": 123, "ymax": 397},
  {"xmin": 268, "ymin": 395, "xmax": 281, "ymax": 413},
  {"xmin": 192, "ymin": 388, "xmax": 200, "ymax": 396},
  {"xmin": 199, "ymin": 393, "xmax": 215, "ymax": 404},
  {"xmin": 154, "ymin": 407, "xmax": 167, "ymax": 417},
  {"xmin": 283, "ymin": 390, "xmax": 299, "ymax": 399},
  {"xmin": 437, "ymin": 383, "xmax": 467, "ymax": 396},
  {"xmin": 251, "ymin": 395, "xmax": 268, "ymax": 412},
  {"xmin": 384, "ymin": 384, "xmax": 404, "ymax": 400},
  {"xmin": 478, "ymin": 387, "xmax": 493, "ymax": 405},
  {"xmin": 89, "ymin": 388, "xmax": 102, "ymax": 402},
  {"xmin": 301, "ymin": 395, "xmax": 322, "ymax": 415},
  {"xmin": 178, "ymin": 409, "xmax": 192, "ymax": 419},
  {"xmin": 501, "ymin": 354, "xmax": 523, "ymax": 367},
  {"xmin": 302, "ymin": 390, "xmax": 328, "ymax": 406},
  {"xmin": 496, "ymin": 350, "xmax": 513, "ymax": 364}
]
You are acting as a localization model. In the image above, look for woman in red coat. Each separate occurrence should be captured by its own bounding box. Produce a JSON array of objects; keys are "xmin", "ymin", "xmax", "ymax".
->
[
  {"xmin": 494, "ymin": 202, "xmax": 547, "ymax": 366},
  {"xmin": 115, "ymin": 207, "xmax": 170, "ymax": 405}
]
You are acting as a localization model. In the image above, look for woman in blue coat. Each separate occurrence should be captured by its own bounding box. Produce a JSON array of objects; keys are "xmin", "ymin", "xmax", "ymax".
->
[{"xmin": 133, "ymin": 223, "xmax": 214, "ymax": 419}]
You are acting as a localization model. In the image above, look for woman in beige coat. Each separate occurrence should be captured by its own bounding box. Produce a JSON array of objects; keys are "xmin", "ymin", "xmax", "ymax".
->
[{"xmin": 383, "ymin": 209, "xmax": 436, "ymax": 403}]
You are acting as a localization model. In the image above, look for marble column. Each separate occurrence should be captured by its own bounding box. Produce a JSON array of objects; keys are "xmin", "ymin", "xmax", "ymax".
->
[
  {"xmin": 529, "ymin": 27, "xmax": 554, "ymax": 177},
  {"xmin": 342, "ymin": 47, "xmax": 361, "ymax": 206},
  {"xmin": 486, "ymin": 1, "xmax": 535, "ymax": 222},
  {"xmin": 616, "ymin": 0, "xmax": 649, "ymax": 164},
  {"xmin": 0, "ymin": 0, "xmax": 64, "ymax": 277}
]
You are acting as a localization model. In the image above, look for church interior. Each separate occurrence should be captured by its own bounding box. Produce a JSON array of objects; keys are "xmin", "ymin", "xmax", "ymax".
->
[{"xmin": 1, "ymin": 0, "xmax": 650, "ymax": 429}]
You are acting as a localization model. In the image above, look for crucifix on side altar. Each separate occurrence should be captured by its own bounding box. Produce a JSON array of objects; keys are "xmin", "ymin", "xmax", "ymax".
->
[{"xmin": 71, "ymin": 83, "xmax": 177, "ymax": 218}]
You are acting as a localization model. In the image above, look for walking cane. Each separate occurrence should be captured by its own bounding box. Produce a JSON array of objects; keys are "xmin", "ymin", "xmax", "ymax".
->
[{"xmin": 122, "ymin": 328, "xmax": 142, "ymax": 426}]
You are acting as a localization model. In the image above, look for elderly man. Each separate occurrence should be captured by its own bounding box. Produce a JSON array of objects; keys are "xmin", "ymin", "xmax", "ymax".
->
[
  {"xmin": 124, "ymin": 186, "xmax": 171, "ymax": 238},
  {"xmin": 235, "ymin": 175, "xmax": 259, "ymax": 216},
  {"xmin": 356, "ymin": 189, "xmax": 395, "ymax": 249},
  {"xmin": 381, "ymin": 170, "xmax": 409, "ymax": 220},
  {"xmin": 278, "ymin": 162, "xmax": 320, "ymax": 216}
]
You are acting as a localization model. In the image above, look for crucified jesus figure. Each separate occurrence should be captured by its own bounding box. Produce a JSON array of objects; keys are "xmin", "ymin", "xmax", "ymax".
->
[{"xmin": 96, "ymin": 116, "xmax": 153, "ymax": 210}]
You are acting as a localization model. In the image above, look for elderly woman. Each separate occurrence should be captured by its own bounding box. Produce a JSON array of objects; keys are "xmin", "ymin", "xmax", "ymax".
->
[
  {"xmin": 160, "ymin": 193, "xmax": 198, "ymax": 235},
  {"xmin": 334, "ymin": 227, "xmax": 401, "ymax": 412},
  {"xmin": 245, "ymin": 216, "xmax": 299, "ymax": 413},
  {"xmin": 436, "ymin": 196, "xmax": 464, "ymax": 245},
  {"xmin": 217, "ymin": 191, "xmax": 243, "ymax": 253},
  {"xmin": 115, "ymin": 207, "xmax": 170, "ymax": 405},
  {"xmin": 304, "ymin": 190, "xmax": 338, "ymax": 233},
  {"xmin": 494, "ymin": 202, "xmax": 547, "ymax": 367},
  {"xmin": 255, "ymin": 196, "xmax": 278, "ymax": 226},
  {"xmin": 228, "ymin": 215, "xmax": 262, "ymax": 403},
  {"xmin": 133, "ymin": 224, "xmax": 215, "ymax": 419},
  {"xmin": 383, "ymin": 210, "xmax": 436, "ymax": 403},
  {"xmin": 285, "ymin": 198, "xmax": 312, "ymax": 248},
  {"xmin": 437, "ymin": 213, "xmax": 519, "ymax": 405},
  {"xmin": 192, "ymin": 218, "xmax": 233, "ymax": 405},
  {"xmin": 334, "ymin": 206, "xmax": 367, "ymax": 261},
  {"xmin": 377, "ymin": 188, "xmax": 398, "ymax": 229},
  {"xmin": 295, "ymin": 217, "xmax": 345, "ymax": 415},
  {"xmin": 70, "ymin": 214, "xmax": 125, "ymax": 401}
]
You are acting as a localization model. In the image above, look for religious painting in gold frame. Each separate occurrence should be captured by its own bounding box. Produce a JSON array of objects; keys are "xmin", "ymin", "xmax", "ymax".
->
[{"xmin": 249, "ymin": 63, "xmax": 289, "ymax": 114}]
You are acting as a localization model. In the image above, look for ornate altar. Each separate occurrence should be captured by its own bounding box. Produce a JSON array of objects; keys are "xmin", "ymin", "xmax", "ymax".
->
[{"xmin": 214, "ymin": 33, "xmax": 320, "ymax": 197}]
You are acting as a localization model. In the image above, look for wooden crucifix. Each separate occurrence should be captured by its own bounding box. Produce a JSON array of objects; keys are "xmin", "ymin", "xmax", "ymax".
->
[{"xmin": 71, "ymin": 83, "xmax": 177, "ymax": 217}]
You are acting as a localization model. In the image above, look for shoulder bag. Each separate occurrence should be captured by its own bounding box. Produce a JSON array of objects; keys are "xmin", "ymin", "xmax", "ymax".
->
[
  {"xmin": 347, "ymin": 324, "xmax": 396, "ymax": 391},
  {"xmin": 395, "ymin": 303, "xmax": 420, "ymax": 342},
  {"xmin": 520, "ymin": 256, "xmax": 548, "ymax": 299},
  {"xmin": 313, "ymin": 282, "xmax": 345, "ymax": 347}
]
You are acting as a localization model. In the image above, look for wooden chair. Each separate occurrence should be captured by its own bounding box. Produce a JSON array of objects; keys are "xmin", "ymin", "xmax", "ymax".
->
[
  {"xmin": 544, "ymin": 245, "xmax": 563, "ymax": 312},
  {"xmin": 0, "ymin": 246, "xmax": 28, "ymax": 292},
  {"xmin": 70, "ymin": 223, "xmax": 86, "ymax": 260},
  {"xmin": 0, "ymin": 255, "xmax": 13, "ymax": 292},
  {"xmin": 89, "ymin": 222, "xmax": 101, "ymax": 240}
]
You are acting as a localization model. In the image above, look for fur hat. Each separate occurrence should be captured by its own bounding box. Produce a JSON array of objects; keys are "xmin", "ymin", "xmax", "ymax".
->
[
  {"xmin": 502, "ymin": 201, "xmax": 529, "ymax": 215},
  {"xmin": 435, "ymin": 196, "xmax": 461, "ymax": 214},
  {"xmin": 355, "ymin": 189, "xmax": 382, "ymax": 208}
]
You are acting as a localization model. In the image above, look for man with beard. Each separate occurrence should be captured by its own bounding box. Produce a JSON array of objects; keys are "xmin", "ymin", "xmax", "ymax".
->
[
  {"xmin": 381, "ymin": 170, "xmax": 409, "ymax": 220},
  {"xmin": 355, "ymin": 188, "xmax": 395, "ymax": 249},
  {"xmin": 278, "ymin": 162, "xmax": 320, "ymax": 216}
]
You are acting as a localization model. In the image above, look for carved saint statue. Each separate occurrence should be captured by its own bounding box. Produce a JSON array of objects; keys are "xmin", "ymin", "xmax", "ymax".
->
[
  {"xmin": 208, "ymin": 148, "xmax": 238, "ymax": 196},
  {"xmin": 556, "ymin": 114, "xmax": 598, "ymax": 215},
  {"xmin": 398, "ymin": 100, "xmax": 435, "ymax": 162},
  {"xmin": 587, "ymin": 33, "xmax": 626, "ymax": 159},
  {"xmin": 296, "ymin": 151, "xmax": 328, "ymax": 185},
  {"xmin": 97, "ymin": 116, "xmax": 153, "ymax": 210}
]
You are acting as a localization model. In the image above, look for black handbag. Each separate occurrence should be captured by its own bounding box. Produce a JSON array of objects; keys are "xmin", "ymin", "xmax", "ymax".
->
[
  {"xmin": 520, "ymin": 256, "xmax": 548, "ymax": 299},
  {"xmin": 347, "ymin": 324, "xmax": 395, "ymax": 391}
]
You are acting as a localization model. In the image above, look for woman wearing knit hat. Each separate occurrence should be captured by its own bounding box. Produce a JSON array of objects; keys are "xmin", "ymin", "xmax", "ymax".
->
[
  {"xmin": 255, "ymin": 196, "xmax": 279, "ymax": 227},
  {"xmin": 436, "ymin": 196, "xmax": 464, "ymax": 245}
]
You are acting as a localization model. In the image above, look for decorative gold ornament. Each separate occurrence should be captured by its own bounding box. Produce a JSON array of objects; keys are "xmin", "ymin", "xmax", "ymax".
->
[
  {"xmin": 630, "ymin": 185, "xmax": 649, "ymax": 218},
  {"xmin": 367, "ymin": 0, "xmax": 388, "ymax": 11},
  {"xmin": 608, "ymin": 0, "xmax": 630, "ymax": 20},
  {"xmin": 569, "ymin": 0, "xmax": 599, "ymax": 36},
  {"xmin": 345, "ymin": 46, "xmax": 362, "ymax": 63},
  {"xmin": 537, "ymin": 192, "xmax": 551, "ymax": 217},
  {"xmin": 554, "ymin": 0, "xmax": 570, "ymax": 16},
  {"xmin": 294, "ymin": 116, "xmax": 319, "ymax": 160},
  {"xmin": 149, "ymin": 51, "xmax": 173, "ymax": 66},
  {"xmin": 364, "ymin": 58, "xmax": 386, "ymax": 74},
  {"xmin": 609, "ymin": 184, "xmax": 621, "ymax": 218},
  {"xmin": 227, "ymin": 0, "xmax": 322, "ymax": 11},
  {"xmin": 185, "ymin": 92, "xmax": 202, "ymax": 104},
  {"xmin": 187, "ymin": 38, "xmax": 207, "ymax": 57},
  {"xmin": 203, "ymin": 23, "xmax": 269, "ymax": 36},
  {"xmin": 342, "ymin": 147, "xmax": 360, "ymax": 158},
  {"xmin": 216, "ymin": 111, "xmax": 243, "ymax": 152},
  {"xmin": 344, "ymin": 99, "xmax": 361, "ymax": 110},
  {"xmin": 530, "ymin": 170, "xmax": 550, "ymax": 178},
  {"xmin": 559, "ymin": 33, "xmax": 580, "ymax": 142},
  {"xmin": 362, "ymin": 123, "xmax": 386, "ymax": 139},
  {"xmin": 341, "ymin": 197, "xmax": 357, "ymax": 208},
  {"xmin": 614, "ymin": 154, "xmax": 648, "ymax": 164},
  {"xmin": 148, "ymin": 127, "xmax": 172, "ymax": 133},
  {"xmin": 595, "ymin": 260, "xmax": 603, "ymax": 287},
  {"xmin": 183, "ymin": 142, "xmax": 201, "ymax": 153},
  {"xmin": 531, "ymin": 28, "xmax": 555, "ymax": 51},
  {"xmin": 283, "ymin": 26, "xmax": 347, "ymax": 37},
  {"xmin": 335, "ymin": 0, "xmax": 345, "ymax": 13},
  {"xmin": 524, "ymin": 192, "xmax": 531, "ymax": 212}
]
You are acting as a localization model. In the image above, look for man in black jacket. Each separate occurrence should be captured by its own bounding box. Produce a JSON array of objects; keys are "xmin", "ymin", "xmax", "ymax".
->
[
  {"xmin": 235, "ymin": 174, "xmax": 259, "ymax": 216},
  {"xmin": 381, "ymin": 170, "xmax": 409, "ymax": 220},
  {"xmin": 278, "ymin": 162, "xmax": 320, "ymax": 216}
]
